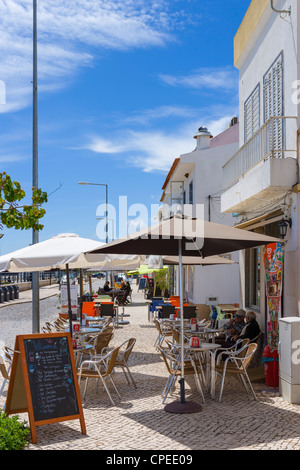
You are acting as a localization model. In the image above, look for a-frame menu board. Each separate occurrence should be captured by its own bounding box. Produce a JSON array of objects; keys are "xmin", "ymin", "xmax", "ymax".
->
[{"xmin": 5, "ymin": 332, "xmax": 86, "ymax": 444}]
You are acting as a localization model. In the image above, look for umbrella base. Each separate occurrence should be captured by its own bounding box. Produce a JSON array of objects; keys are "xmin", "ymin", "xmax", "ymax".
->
[{"xmin": 164, "ymin": 401, "xmax": 202, "ymax": 414}]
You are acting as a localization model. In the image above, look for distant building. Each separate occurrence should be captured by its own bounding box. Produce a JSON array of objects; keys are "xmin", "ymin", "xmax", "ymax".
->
[{"xmin": 159, "ymin": 119, "xmax": 240, "ymax": 318}]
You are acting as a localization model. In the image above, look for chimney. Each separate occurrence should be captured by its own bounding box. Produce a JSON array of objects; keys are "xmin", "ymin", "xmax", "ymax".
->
[
  {"xmin": 230, "ymin": 117, "xmax": 238, "ymax": 127},
  {"xmin": 193, "ymin": 126, "xmax": 212, "ymax": 150}
]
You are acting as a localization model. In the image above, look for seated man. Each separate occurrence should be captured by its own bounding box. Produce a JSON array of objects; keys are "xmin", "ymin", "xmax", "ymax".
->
[
  {"xmin": 216, "ymin": 309, "xmax": 246, "ymax": 344},
  {"xmin": 232, "ymin": 311, "xmax": 261, "ymax": 343}
]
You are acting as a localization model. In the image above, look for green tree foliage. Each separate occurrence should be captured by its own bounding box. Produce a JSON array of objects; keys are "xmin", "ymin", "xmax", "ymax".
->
[
  {"xmin": 0, "ymin": 172, "xmax": 47, "ymax": 231},
  {"xmin": 154, "ymin": 269, "xmax": 170, "ymax": 297}
]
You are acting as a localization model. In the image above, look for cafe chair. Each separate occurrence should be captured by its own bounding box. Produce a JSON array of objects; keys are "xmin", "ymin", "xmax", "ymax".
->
[
  {"xmin": 183, "ymin": 306, "xmax": 197, "ymax": 319},
  {"xmin": 116, "ymin": 291, "xmax": 130, "ymax": 306},
  {"xmin": 215, "ymin": 342, "xmax": 258, "ymax": 402},
  {"xmin": 0, "ymin": 357, "xmax": 10, "ymax": 397},
  {"xmin": 56, "ymin": 317, "xmax": 69, "ymax": 327},
  {"xmin": 159, "ymin": 305, "xmax": 176, "ymax": 319},
  {"xmin": 78, "ymin": 346, "xmax": 121, "ymax": 405},
  {"xmin": 169, "ymin": 325, "xmax": 189, "ymax": 346},
  {"xmin": 100, "ymin": 303, "xmax": 116, "ymax": 326},
  {"xmin": 126, "ymin": 287, "xmax": 133, "ymax": 304},
  {"xmin": 53, "ymin": 320, "xmax": 66, "ymax": 331},
  {"xmin": 113, "ymin": 338, "xmax": 137, "ymax": 389},
  {"xmin": 45, "ymin": 322, "xmax": 55, "ymax": 332},
  {"xmin": 150, "ymin": 299, "xmax": 165, "ymax": 320},
  {"xmin": 154, "ymin": 319, "xmax": 173, "ymax": 349},
  {"xmin": 79, "ymin": 328, "xmax": 115, "ymax": 364},
  {"xmin": 82, "ymin": 302, "xmax": 96, "ymax": 317},
  {"xmin": 0, "ymin": 346, "xmax": 14, "ymax": 397},
  {"xmin": 158, "ymin": 346, "xmax": 205, "ymax": 404},
  {"xmin": 165, "ymin": 340, "xmax": 208, "ymax": 391}
]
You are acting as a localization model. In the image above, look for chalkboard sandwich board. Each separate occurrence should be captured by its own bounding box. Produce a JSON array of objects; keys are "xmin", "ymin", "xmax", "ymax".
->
[
  {"xmin": 138, "ymin": 277, "xmax": 147, "ymax": 291},
  {"xmin": 5, "ymin": 332, "xmax": 86, "ymax": 444}
]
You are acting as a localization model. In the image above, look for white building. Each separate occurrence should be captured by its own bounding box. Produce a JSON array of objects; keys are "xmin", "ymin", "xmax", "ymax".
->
[
  {"xmin": 221, "ymin": 0, "xmax": 300, "ymax": 336},
  {"xmin": 160, "ymin": 120, "xmax": 240, "ymax": 318}
]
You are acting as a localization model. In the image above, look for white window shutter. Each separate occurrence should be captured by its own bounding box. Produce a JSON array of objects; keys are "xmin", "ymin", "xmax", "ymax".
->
[
  {"xmin": 244, "ymin": 84, "xmax": 260, "ymax": 143},
  {"xmin": 263, "ymin": 52, "xmax": 284, "ymax": 156}
]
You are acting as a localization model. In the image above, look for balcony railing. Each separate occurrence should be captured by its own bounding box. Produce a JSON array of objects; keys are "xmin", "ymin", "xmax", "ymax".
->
[{"xmin": 222, "ymin": 116, "xmax": 297, "ymax": 191}]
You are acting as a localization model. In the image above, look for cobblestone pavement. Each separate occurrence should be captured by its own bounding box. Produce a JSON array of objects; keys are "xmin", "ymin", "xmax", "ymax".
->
[{"xmin": 1, "ymin": 285, "xmax": 300, "ymax": 451}]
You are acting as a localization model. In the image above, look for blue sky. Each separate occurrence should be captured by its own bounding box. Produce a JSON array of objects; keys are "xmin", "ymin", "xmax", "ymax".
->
[{"xmin": 0, "ymin": 0, "xmax": 251, "ymax": 254}]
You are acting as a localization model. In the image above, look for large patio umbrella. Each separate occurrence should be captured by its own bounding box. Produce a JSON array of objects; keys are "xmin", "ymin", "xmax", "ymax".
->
[
  {"xmin": 85, "ymin": 214, "xmax": 281, "ymax": 413},
  {"xmin": 0, "ymin": 234, "xmax": 147, "ymax": 334},
  {"xmin": 153, "ymin": 255, "xmax": 237, "ymax": 266},
  {"xmin": 86, "ymin": 254, "xmax": 146, "ymax": 272},
  {"xmin": 0, "ymin": 233, "xmax": 107, "ymax": 335}
]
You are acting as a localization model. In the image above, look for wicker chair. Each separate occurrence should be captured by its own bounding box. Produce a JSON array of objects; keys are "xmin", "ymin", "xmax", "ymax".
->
[
  {"xmin": 0, "ymin": 346, "xmax": 14, "ymax": 396},
  {"xmin": 154, "ymin": 319, "xmax": 173, "ymax": 349},
  {"xmin": 78, "ymin": 346, "xmax": 121, "ymax": 405},
  {"xmin": 113, "ymin": 338, "xmax": 137, "ymax": 389},
  {"xmin": 158, "ymin": 345, "xmax": 205, "ymax": 404},
  {"xmin": 215, "ymin": 342, "xmax": 258, "ymax": 402}
]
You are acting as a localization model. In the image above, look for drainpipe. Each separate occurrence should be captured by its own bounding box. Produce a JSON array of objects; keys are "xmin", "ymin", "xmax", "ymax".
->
[
  {"xmin": 297, "ymin": 129, "xmax": 300, "ymax": 184},
  {"xmin": 270, "ymin": 0, "xmax": 291, "ymax": 15}
]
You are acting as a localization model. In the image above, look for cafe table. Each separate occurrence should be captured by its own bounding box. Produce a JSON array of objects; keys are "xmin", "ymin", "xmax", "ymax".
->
[
  {"xmin": 117, "ymin": 305, "xmax": 130, "ymax": 326},
  {"xmin": 218, "ymin": 304, "xmax": 240, "ymax": 314},
  {"xmin": 64, "ymin": 327, "xmax": 100, "ymax": 335},
  {"xmin": 103, "ymin": 289, "xmax": 122, "ymax": 301},
  {"xmin": 85, "ymin": 316, "xmax": 106, "ymax": 324},
  {"xmin": 183, "ymin": 343, "xmax": 221, "ymax": 399}
]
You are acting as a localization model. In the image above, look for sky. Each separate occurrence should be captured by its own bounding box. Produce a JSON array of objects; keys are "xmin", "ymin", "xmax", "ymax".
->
[{"xmin": 0, "ymin": 0, "xmax": 251, "ymax": 254}]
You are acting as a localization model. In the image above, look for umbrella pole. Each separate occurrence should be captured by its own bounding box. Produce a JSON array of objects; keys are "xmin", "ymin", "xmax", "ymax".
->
[
  {"xmin": 66, "ymin": 264, "xmax": 73, "ymax": 337},
  {"xmin": 164, "ymin": 239, "xmax": 202, "ymax": 414},
  {"xmin": 79, "ymin": 268, "xmax": 83, "ymax": 325},
  {"xmin": 179, "ymin": 238, "xmax": 185, "ymax": 404}
]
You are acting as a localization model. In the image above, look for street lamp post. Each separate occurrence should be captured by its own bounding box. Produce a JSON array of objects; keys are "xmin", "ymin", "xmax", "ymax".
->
[{"xmin": 32, "ymin": 0, "xmax": 40, "ymax": 333}]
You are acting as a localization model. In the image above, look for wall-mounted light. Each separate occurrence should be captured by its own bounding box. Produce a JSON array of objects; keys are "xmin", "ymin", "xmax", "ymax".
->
[
  {"xmin": 278, "ymin": 219, "xmax": 292, "ymax": 239},
  {"xmin": 184, "ymin": 173, "xmax": 189, "ymax": 179}
]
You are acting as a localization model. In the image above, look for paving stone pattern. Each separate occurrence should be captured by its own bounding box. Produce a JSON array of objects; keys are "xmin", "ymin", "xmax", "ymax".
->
[{"xmin": 1, "ymin": 284, "xmax": 300, "ymax": 450}]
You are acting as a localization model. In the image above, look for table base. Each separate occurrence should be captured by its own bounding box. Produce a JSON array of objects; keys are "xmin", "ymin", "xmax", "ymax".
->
[{"xmin": 164, "ymin": 401, "xmax": 202, "ymax": 414}]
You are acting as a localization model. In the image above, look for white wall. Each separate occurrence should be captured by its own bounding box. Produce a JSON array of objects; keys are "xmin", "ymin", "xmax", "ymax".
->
[
  {"xmin": 235, "ymin": 0, "xmax": 300, "ymax": 318},
  {"xmin": 238, "ymin": 0, "xmax": 298, "ymax": 146},
  {"xmin": 180, "ymin": 139, "xmax": 240, "ymax": 305}
]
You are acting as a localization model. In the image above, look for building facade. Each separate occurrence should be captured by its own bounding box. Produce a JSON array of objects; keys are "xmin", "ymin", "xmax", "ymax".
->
[
  {"xmin": 160, "ymin": 121, "xmax": 240, "ymax": 318},
  {"xmin": 221, "ymin": 0, "xmax": 300, "ymax": 337}
]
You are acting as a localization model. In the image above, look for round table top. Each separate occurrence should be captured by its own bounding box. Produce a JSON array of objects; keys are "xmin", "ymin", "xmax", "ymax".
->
[
  {"xmin": 183, "ymin": 343, "xmax": 221, "ymax": 351},
  {"xmin": 85, "ymin": 316, "xmax": 105, "ymax": 321},
  {"xmin": 73, "ymin": 344, "xmax": 93, "ymax": 352},
  {"xmin": 65, "ymin": 327, "xmax": 100, "ymax": 334}
]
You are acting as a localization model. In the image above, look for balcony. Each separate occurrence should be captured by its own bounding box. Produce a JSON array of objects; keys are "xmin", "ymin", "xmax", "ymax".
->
[{"xmin": 221, "ymin": 117, "xmax": 298, "ymax": 214}]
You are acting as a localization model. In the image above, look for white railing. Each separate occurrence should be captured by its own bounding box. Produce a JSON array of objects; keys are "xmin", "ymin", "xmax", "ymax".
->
[{"xmin": 222, "ymin": 116, "xmax": 297, "ymax": 191}]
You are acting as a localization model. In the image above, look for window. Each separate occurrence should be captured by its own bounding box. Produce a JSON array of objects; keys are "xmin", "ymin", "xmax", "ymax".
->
[
  {"xmin": 244, "ymin": 84, "xmax": 260, "ymax": 143},
  {"xmin": 263, "ymin": 52, "xmax": 284, "ymax": 155},
  {"xmin": 189, "ymin": 181, "xmax": 193, "ymax": 205},
  {"xmin": 170, "ymin": 181, "xmax": 184, "ymax": 213}
]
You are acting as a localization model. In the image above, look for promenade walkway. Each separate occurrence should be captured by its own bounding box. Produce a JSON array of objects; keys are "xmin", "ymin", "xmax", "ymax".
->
[
  {"xmin": 0, "ymin": 283, "xmax": 60, "ymax": 307},
  {"xmin": 0, "ymin": 284, "xmax": 300, "ymax": 450}
]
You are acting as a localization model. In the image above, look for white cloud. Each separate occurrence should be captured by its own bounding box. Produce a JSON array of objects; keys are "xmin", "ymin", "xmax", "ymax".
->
[
  {"xmin": 80, "ymin": 114, "xmax": 237, "ymax": 173},
  {"xmin": 159, "ymin": 67, "xmax": 238, "ymax": 92},
  {"xmin": 85, "ymin": 136, "xmax": 128, "ymax": 155},
  {"xmin": 0, "ymin": 0, "xmax": 181, "ymax": 113},
  {"xmin": 122, "ymin": 105, "xmax": 199, "ymax": 125}
]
